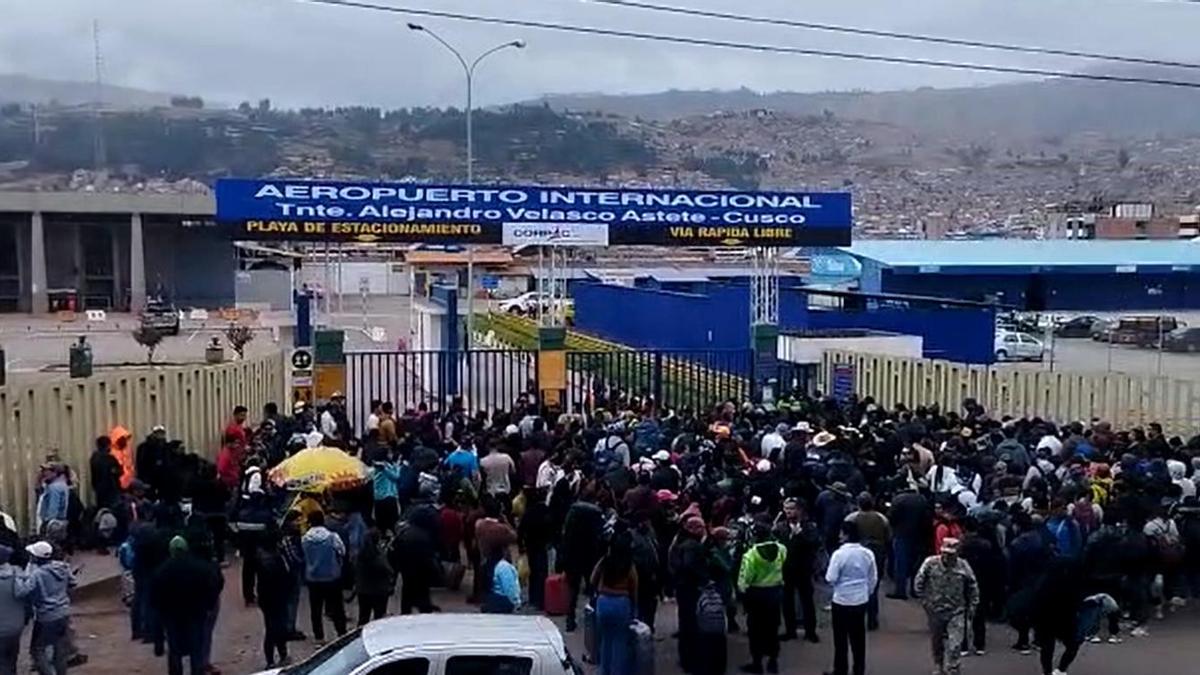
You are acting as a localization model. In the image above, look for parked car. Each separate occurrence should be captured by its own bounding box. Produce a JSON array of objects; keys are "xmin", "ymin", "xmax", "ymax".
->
[
  {"xmin": 1109, "ymin": 315, "xmax": 1181, "ymax": 347},
  {"xmin": 1054, "ymin": 315, "xmax": 1103, "ymax": 338},
  {"xmin": 1090, "ymin": 318, "xmax": 1118, "ymax": 342},
  {"xmin": 254, "ymin": 614, "xmax": 580, "ymax": 675},
  {"xmin": 139, "ymin": 299, "xmax": 180, "ymax": 336},
  {"xmin": 1164, "ymin": 327, "xmax": 1200, "ymax": 353},
  {"xmin": 995, "ymin": 331, "xmax": 1044, "ymax": 362},
  {"xmin": 498, "ymin": 291, "xmax": 573, "ymax": 316}
]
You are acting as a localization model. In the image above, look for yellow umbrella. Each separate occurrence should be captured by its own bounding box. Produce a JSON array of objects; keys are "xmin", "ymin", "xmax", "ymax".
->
[{"xmin": 268, "ymin": 446, "xmax": 368, "ymax": 492}]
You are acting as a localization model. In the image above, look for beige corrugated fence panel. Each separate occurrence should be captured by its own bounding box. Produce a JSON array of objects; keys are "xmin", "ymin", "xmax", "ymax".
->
[
  {"xmin": 822, "ymin": 350, "xmax": 1200, "ymax": 436},
  {"xmin": 0, "ymin": 352, "xmax": 286, "ymax": 532}
]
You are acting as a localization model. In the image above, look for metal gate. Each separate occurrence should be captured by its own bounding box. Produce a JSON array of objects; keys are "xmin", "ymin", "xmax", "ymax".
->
[
  {"xmin": 347, "ymin": 348, "xmax": 817, "ymax": 430},
  {"xmin": 346, "ymin": 349, "xmax": 538, "ymax": 431},
  {"xmin": 565, "ymin": 349, "xmax": 754, "ymax": 413}
]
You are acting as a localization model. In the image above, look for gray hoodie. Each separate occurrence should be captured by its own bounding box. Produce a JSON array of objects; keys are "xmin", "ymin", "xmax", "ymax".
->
[
  {"xmin": 0, "ymin": 563, "xmax": 29, "ymax": 636},
  {"xmin": 15, "ymin": 560, "xmax": 74, "ymax": 624}
]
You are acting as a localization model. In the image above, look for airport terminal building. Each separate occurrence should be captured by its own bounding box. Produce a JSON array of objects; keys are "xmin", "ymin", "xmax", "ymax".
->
[{"xmin": 0, "ymin": 191, "xmax": 232, "ymax": 313}]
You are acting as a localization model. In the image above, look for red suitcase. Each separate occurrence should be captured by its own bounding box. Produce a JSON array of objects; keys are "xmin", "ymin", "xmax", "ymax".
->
[{"xmin": 543, "ymin": 573, "xmax": 569, "ymax": 616}]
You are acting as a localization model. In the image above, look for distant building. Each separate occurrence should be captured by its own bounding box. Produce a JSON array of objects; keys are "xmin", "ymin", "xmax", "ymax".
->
[
  {"xmin": 0, "ymin": 191, "xmax": 231, "ymax": 313},
  {"xmin": 843, "ymin": 239, "xmax": 1200, "ymax": 311},
  {"xmin": 1048, "ymin": 202, "xmax": 1197, "ymax": 240}
]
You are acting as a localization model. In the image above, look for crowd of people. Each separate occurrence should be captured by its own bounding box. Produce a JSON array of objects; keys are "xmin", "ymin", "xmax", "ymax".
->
[{"xmin": 5, "ymin": 386, "xmax": 1200, "ymax": 675}]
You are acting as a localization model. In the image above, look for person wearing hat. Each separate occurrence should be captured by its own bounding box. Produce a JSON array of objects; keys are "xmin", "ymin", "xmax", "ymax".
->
[
  {"xmin": 0, "ymin": 543, "xmax": 29, "ymax": 675},
  {"xmin": 649, "ymin": 450, "xmax": 682, "ymax": 493},
  {"xmin": 16, "ymin": 541, "xmax": 74, "ymax": 675},
  {"xmin": 153, "ymin": 535, "xmax": 224, "ymax": 675},
  {"xmin": 135, "ymin": 425, "xmax": 171, "ymax": 494},
  {"xmin": 319, "ymin": 392, "xmax": 350, "ymax": 447},
  {"xmin": 914, "ymin": 537, "xmax": 979, "ymax": 675},
  {"xmin": 816, "ymin": 482, "xmax": 853, "ymax": 553}
]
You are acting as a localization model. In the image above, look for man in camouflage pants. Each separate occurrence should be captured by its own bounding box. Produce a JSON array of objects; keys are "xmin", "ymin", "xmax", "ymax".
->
[{"xmin": 914, "ymin": 538, "xmax": 979, "ymax": 675}]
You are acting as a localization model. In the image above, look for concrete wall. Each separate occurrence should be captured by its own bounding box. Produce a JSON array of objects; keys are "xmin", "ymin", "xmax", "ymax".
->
[
  {"xmin": 779, "ymin": 333, "xmax": 923, "ymax": 364},
  {"xmin": 0, "ymin": 351, "xmax": 286, "ymax": 532}
]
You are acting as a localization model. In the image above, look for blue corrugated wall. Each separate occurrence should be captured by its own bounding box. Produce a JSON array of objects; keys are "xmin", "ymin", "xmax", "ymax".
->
[{"xmin": 574, "ymin": 282, "xmax": 996, "ymax": 363}]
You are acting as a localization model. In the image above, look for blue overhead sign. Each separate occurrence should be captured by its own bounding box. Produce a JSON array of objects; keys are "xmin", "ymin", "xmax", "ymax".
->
[{"xmin": 215, "ymin": 179, "xmax": 852, "ymax": 247}]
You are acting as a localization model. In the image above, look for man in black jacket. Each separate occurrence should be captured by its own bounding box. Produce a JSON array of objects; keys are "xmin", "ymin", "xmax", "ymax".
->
[
  {"xmin": 89, "ymin": 437, "xmax": 122, "ymax": 510},
  {"xmin": 135, "ymin": 427, "xmax": 170, "ymax": 495},
  {"xmin": 774, "ymin": 498, "xmax": 820, "ymax": 643},
  {"xmin": 886, "ymin": 485, "xmax": 931, "ymax": 599},
  {"xmin": 153, "ymin": 536, "xmax": 223, "ymax": 675},
  {"xmin": 959, "ymin": 518, "xmax": 1006, "ymax": 654}
]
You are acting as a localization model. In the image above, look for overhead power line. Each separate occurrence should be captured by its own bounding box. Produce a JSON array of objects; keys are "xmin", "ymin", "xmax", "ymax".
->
[
  {"xmin": 578, "ymin": 0, "xmax": 1200, "ymax": 71},
  {"xmin": 294, "ymin": 0, "xmax": 1200, "ymax": 90}
]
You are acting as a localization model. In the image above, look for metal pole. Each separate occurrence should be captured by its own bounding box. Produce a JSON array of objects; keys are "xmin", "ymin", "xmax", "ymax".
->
[
  {"xmin": 408, "ymin": 264, "xmax": 416, "ymax": 350},
  {"xmin": 1157, "ymin": 314, "xmax": 1165, "ymax": 377},
  {"xmin": 336, "ymin": 243, "xmax": 344, "ymax": 314},
  {"xmin": 465, "ymin": 67, "xmax": 475, "ymax": 348},
  {"xmin": 409, "ymin": 25, "xmax": 524, "ymax": 352},
  {"xmin": 323, "ymin": 242, "xmax": 331, "ymax": 323}
]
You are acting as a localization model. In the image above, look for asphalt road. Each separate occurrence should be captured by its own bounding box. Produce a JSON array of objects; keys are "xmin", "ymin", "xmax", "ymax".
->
[{"xmin": 58, "ymin": 561, "xmax": 1200, "ymax": 675}]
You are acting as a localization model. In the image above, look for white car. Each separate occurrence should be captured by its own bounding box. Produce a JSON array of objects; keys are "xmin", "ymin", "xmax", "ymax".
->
[
  {"xmin": 498, "ymin": 291, "xmax": 542, "ymax": 314},
  {"xmin": 254, "ymin": 614, "xmax": 580, "ymax": 675},
  {"xmin": 995, "ymin": 331, "xmax": 1045, "ymax": 362},
  {"xmin": 498, "ymin": 291, "xmax": 572, "ymax": 316}
]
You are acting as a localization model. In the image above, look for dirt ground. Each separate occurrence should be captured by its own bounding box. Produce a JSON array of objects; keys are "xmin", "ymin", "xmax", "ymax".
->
[{"xmin": 43, "ymin": 560, "xmax": 1200, "ymax": 675}]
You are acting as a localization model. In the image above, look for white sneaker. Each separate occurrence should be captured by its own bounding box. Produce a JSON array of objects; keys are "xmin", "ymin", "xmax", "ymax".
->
[
  {"xmin": 1107, "ymin": 636, "xmax": 1123, "ymax": 644},
  {"xmin": 1053, "ymin": 670, "xmax": 1068, "ymax": 675},
  {"xmin": 1087, "ymin": 636, "xmax": 1102, "ymax": 644},
  {"xmin": 1131, "ymin": 626, "xmax": 1150, "ymax": 638},
  {"xmin": 1170, "ymin": 596, "xmax": 1187, "ymax": 608}
]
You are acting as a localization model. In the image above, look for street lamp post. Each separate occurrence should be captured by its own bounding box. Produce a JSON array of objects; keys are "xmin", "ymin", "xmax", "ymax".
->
[{"xmin": 409, "ymin": 23, "xmax": 525, "ymax": 348}]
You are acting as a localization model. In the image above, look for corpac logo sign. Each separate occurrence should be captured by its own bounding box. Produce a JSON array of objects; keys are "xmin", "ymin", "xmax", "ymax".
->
[{"xmin": 501, "ymin": 222, "xmax": 610, "ymax": 247}]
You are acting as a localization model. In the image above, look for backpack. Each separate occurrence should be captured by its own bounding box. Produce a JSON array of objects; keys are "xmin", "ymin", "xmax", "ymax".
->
[
  {"xmin": 695, "ymin": 583, "xmax": 727, "ymax": 634},
  {"xmin": 595, "ymin": 437, "xmax": 620, "ymax": 475},
  {"xmin": 1149, "ymin": 520, "xmax": 1185, "ymax": 566}
]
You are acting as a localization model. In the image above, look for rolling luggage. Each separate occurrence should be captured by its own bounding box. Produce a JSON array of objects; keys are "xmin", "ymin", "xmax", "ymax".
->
[
  {"xmin": 630, "ymin": 619, "xmax": 655, "ymax": 675},
  {"xmin": 543, "ymin": 573, "xmax": 569, "ymax": 616}
]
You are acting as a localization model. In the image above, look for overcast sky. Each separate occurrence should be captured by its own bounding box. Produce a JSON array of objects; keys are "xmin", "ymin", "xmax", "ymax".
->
[{"xmin": 2, "ymin": 0, "xmax": 1199, "ymax": 108}]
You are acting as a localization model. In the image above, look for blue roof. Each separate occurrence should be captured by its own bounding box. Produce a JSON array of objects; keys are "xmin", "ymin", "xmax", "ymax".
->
[{"xmin": 842, "ymin": 239, "xmax": 1200, "ymax": 269}]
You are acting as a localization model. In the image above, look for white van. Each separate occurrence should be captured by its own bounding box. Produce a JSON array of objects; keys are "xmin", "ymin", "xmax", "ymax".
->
[{"xmin": 255, "ymin": 614, "xmax": 581, "ymax": 675}]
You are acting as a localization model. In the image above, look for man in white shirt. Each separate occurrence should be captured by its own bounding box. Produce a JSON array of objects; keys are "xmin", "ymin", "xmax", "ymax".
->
[
  {"xmin": 760, "ymin": 423, "xmax": 788, "ymax": 463},
  {"xmin": 365, "ymin": 399, "xmax": 382, "ymax": 433},
  {"xmin": 824, "ymin": 521, "xmax": 877, "ymax": 675}
]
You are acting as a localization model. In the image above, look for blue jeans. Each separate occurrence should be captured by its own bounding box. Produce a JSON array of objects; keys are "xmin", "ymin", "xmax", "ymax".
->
[
  {"xmin": 596, "ymin": 594, "xmax": 633, "ymax": 675},
  {"xmin": 891, "ymin": 537, "xmax": 916, "ymax": 597}
]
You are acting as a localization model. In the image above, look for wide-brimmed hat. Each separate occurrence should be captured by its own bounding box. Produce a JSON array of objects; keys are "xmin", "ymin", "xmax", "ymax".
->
[
  {"xmin": 812, "ymin": 431, "xmax": 837, "ymax": 448},
  {"xmin": 793, "ymin": 421, "xmax": 813, "ymax": 433}
]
